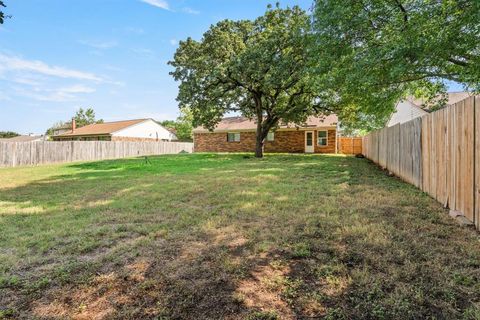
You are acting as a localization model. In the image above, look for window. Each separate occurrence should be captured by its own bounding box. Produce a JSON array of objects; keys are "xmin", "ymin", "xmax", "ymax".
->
[
  {"xmin": 318, "ymin": 130, "xmax": 328, "ymax": 146},
  {"xmin": 267, "ymin": 132, "xmax": 274, "ymax": 141},
  {"xmin": 227, "ymin": 132, "xmax": 241, "ymax": 142}
]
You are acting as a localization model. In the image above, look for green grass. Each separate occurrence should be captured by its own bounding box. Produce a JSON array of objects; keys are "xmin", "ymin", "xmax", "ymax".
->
[{"xmin": 1, "ymin": 153, "xmax": 479, "ymax": 319}]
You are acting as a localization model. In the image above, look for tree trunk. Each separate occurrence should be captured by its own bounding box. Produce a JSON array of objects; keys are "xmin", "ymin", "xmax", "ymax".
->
[
  {"xmin": 255, "ymin": 131, "xmax": 265, "ymax": 158},
  {"xmin": 254, "ymin": 117, "xmax": 275, "ymax": 158},
  {"xmin": 254, "ymin": 97, "xmax": 265, "ymax": 158},
  {"xmin": 252, "ymin": 95, "xmax": 277, "ymax": 158}
]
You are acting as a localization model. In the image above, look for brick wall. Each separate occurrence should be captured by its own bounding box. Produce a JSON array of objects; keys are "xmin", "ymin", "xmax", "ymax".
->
[
  {"xmin": 194, "ymin": 132, "xmax": 257, "ymax": 152},
  {"xmin": 314, "ymin": 129, "xmax": 336, "ymax": 154},
  {"xmin": 194, "ymin": 129, "xmax": 337, "ymax": 153}
]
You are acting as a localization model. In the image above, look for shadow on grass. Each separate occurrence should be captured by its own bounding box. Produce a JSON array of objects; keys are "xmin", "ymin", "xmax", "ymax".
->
[{"xmin": 1, "ymin": 154, "xmax": 480, "ymax": 319}]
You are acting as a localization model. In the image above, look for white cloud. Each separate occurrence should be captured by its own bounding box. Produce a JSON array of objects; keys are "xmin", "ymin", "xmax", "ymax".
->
[
  {"xmin": 12, "ymin": 76, "xmax": 43, "ymax": 86},
  {"xmin": 60, "ymin": 84, "xmax": 96, "ymax": 94},
  {"xmin": 102, "ymin": 65, "xmax": 124, "ymax": 72},
  {"xmin": 182, "ymin": 7, "xmax": 200, "ymax": 15},
  {"xmin": 131, "ymin": 48, "xmax": 155, "ymax": 58},
  {"xmin": 169, "ymin": 39, "xmax": 178, "ymax": 46},
  {"xmin": 11, "ymin": 84, "xmax": 96, "ymax": 102},
  {"xmin": 0, "ymin": 54, "xmax": 103, "ymax": 82},
  {"xmin": 79, "ymin": 40, "xmax": 118, "ymax": 49},
  {"xmin": 124, "ymin": 27, "xmax": 145, "ymax": 35},
  {"xmin": 0, "ymin": 91, "xmax": 12, "ymax": 101},
  {"xmin": 140, "ymin": 0, "xmax": 170, "ymax": 10}
]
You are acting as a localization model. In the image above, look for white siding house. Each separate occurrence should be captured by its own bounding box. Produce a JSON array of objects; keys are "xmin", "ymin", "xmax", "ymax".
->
[
  {"xmin": 387, "ymin": 92, "xmax": 472, "ymax": 127},
  {"xmin": 112, "ymin": 119, "xmax": 176, "ymax": 141},
  {"xmin": 387, "ymin": 100, "xmax": 428, "ymax": 127}
]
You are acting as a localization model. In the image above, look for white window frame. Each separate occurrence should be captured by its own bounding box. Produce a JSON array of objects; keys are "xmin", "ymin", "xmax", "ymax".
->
[
  {"xmin": 266, "ymin": 131, "xmax": 274, "ymax": 141},
  {"xmin": 317, "ymin": 130, "xmax": 328, "ymax": 146},
  {"xmin": 227, "ymin": 132, "xmax": 241, "ymax": 142}
]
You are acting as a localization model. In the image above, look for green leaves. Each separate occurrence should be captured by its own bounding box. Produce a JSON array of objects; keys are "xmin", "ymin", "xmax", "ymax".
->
[
  {"xmin": 0, "ymin": 1, "xmax": 9, "ymax": 25},
  {"xmin": 312, "ymin": 0, "xmax": 480, "ymax": 131},
  {"xmin": 0, "ymin": 131, "xmax": 19, "ymax": 138},
  {"xmin": 74, "ymin": 107, "xmax": 103, "ymax": 128},
  {"xmin": 158, "ymin": 109, "xmax": 194, "ymax": 141},
  {"xmin": 169, "ymin": 5, "xmax": 329, "ymax": 156}
]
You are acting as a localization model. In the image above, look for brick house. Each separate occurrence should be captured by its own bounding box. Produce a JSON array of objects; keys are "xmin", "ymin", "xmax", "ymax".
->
[
  {"xmin": 193, "ymin": 115, "xmax": 338, "ymax": 153},
  {"xmin": 52, "ymin": 118, "xmax": 177, "ymax": 142}
]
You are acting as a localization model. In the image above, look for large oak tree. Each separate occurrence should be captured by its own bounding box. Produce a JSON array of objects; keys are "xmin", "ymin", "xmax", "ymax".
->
[
  {"xmin": 169, "ymin": 5, "xmax": 331, "ymax": 158},
  {"xmin": 312, "ymin": 0, "xmax": 480, "ymax": 130}
]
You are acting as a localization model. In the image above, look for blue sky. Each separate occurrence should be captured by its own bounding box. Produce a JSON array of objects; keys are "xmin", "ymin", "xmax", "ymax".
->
[{"xmin": 0, "ymin": 0, "xmax": 313, "ymax": 134}]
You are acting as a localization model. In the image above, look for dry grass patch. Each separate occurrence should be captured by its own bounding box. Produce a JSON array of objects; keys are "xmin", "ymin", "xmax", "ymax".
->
[{"xmin": 1, "ymin": 153, "xmax": 480, "ymax": 319}]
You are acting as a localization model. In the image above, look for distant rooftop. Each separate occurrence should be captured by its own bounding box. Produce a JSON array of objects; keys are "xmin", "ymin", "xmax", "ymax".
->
[{"xmin": 0, "ymin": 135, "xmax": 44, "ymax": 142}]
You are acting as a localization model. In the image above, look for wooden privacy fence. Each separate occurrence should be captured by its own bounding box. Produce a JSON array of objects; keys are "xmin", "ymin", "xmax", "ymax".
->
[
  {"xmin": 363, "ymin": 96, "xmax": 479, "ymax": 230},
  {"xmin": 0, "ymin": 141, "xmax": 194, "ymax": 167},
  {"xmin": 338, "ymin": 137, "xmax": 363, "ymax": 154}
]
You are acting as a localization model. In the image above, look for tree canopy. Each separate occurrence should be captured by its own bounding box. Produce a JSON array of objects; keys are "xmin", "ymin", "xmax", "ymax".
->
[
  {"xmin": 73, "ymin": 107, "xmax": 103, "ymax": 128},
  {"xmin": 170, "ymin": 4, "xmax": 332, "ymax": 157},
  {"xmin": 46, "ymin": 108, "xmax": 103, "ymax": 136},
  {"xmin": 0, "ymin": 131, "xmax": 19, "ymax": 138},
  {"xmin": 312, "ymin": 0, "xmax": 480, "ymax": 131},
  {"xmin": 159, "ymin": 110, "xmax": 194, "ymax": 142}
]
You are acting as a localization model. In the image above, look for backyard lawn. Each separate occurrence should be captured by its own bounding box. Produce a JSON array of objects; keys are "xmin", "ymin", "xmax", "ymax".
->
[{"xmin": 1, "ymin": 154, "xmax": 480, "ymax": 319}]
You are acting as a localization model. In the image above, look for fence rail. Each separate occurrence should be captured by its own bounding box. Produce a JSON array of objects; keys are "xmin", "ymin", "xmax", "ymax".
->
[
  {"xmin": 0, "ymin": 141, "xmax": 193, "ymax": 167},
  {"xmin": 363, "ymin": 96, "xmax": 479, "ymax": 230}
]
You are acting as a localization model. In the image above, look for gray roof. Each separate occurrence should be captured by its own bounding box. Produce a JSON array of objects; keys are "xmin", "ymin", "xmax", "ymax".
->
[{"xmin": 0, "ymin": 135, "xmax": 45, "ymax": 142}]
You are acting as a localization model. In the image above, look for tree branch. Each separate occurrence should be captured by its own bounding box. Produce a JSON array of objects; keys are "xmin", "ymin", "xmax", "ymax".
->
[
  {"xmin": 447, "ymin": 57, "xmax": 469, "ymax": 67},
  {"xmin": 393, "ymin": 0, "xmax": 408, "ymax": 24}
]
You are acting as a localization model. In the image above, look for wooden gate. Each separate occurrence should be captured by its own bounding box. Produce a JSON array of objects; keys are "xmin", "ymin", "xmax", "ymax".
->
[{"xmin": 338, "ymin": 137, "xmax": 363, "ymax": 154}]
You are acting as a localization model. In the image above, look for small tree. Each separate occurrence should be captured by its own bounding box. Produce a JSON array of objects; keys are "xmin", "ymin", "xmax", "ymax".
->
[
  {"xmin": 46, "ymin": 108, "xmax": 103, "ymax": 136},
  {"xmin": 159, "ymin": 111, "xmax": 194, "ymax": 142},
  {"xmin": 73, "ymin": 108, "xmax": 103, "ymax": 128},
  {"xmin": 169, "ymin": 5, "xmax": 329, "ymax": 157},
  {"xmin": 174, "ymin": 110, "xmax": 193, "ymax": 141},
  {"xmin": 0, "ymin": 131, "xmax": 20, "ymax": 138}
]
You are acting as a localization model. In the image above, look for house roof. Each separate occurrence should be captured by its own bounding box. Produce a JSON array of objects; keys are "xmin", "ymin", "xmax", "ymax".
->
[
  {"xmin": 55, "ymin": 119, "xmax": 148, "ymax": 137},
  {"xmin": 0, "ymin": 135, "xmax": 44, "ymax": 142},
  {"xmin": 193, "ymin": 114, "xmax": 338, "ymax": 133}
]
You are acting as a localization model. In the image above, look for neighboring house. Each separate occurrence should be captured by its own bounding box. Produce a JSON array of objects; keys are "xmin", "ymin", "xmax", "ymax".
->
[
  {"xmin": 0, "ymin": 135, "xmax": 46, "ymax": 142},
  {"xmin": 387, "ymin": 100, "xmax": 428, "ymax": 127},
  {"xmin": 387, "ymin": 92, "xmax": 472, "ymax": 127},
  {"xmin": 52, "ymin": 118, "xmax": 177, "ymax": 142},
  {"xmin": 51, "ymin": 124, "xmax": 72, "ymax": 136},
  {"xmin": 193, "ymin": 115, "xmax": 338, "ymax": 153}
]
